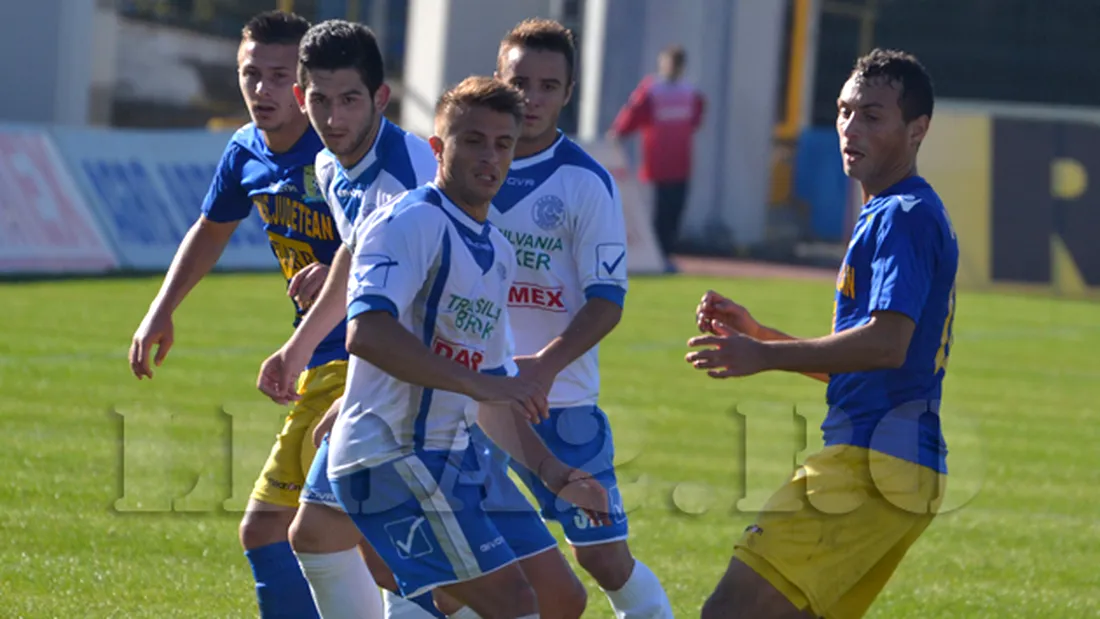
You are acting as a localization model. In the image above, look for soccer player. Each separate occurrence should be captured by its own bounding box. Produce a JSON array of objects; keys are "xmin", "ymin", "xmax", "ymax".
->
[
  {"xmin": 126, "ymin": 11, "xmax": 336, "ymax": 619},
  {"xmin": 687, "ymin": 49, "xmax": 957, "ymax": 619},
  {"xmin": 405, "ymin": 18, "xmax": 673, "ymax": 619},
  {"xmin": 248, "ymin": 19, "xmax": 435, "ymax": 618},
  {"xmin": 257, "ymin": 23, "xmax": 593, "ymax": 619},
  {"xmin": 315, "ymin": 75, "xmax": 609, "ymax": 619}
]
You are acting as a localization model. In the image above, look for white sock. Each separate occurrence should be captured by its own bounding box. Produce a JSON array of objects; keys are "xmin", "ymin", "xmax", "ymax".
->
[
  {"xmin": 603, "ymin": 560, "xmax": 673, "ymax": 619},
  {"xmin": 447, "ymin": 606, "xmax": 481, "ymax": 619},
  {"xmin": 383, "ymin": 589, "xmax": 441, "ymax": 619},
  {"xmin": 296, "ymin": 549, "xmax": 384, "ymax": 619}
]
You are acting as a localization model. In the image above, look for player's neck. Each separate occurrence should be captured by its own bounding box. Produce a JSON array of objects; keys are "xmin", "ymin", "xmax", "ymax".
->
[
  {"xmin": 861, "ymin": 160, "xmax": 917, "ymax": 199},
  {"xmin": 436, "ymin": 180, "xmax": 490, "ymax": 223},
  {"xmin": 336, "ymin": 117, "xmax": 383, "ymax": 170},
  {"xmin": 515, "ymin": 127, "xmax": 560, "ymax": 159},
  {"xmin": 261, "ymin": 116, "xmax": 310, "ymax": 154}
]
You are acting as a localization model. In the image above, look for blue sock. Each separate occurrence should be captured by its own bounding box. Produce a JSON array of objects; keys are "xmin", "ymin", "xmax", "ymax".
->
[
  {"xmin": 244, "ymin": 541, "xmax": 321, "ymax": 619},
  {"xmin": 409, "ymin": 592, "xmax": 447, "ymax": 618}
]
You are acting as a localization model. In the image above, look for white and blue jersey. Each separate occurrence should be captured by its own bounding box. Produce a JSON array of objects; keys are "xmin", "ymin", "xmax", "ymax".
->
[
  {"xmin": 490, "ymin": 133, "xmax": 631, "ymax": 545},
  {"xmin": 324, "ymin": 184, "xmax": 557, "ymax": 597},
  {"xmin": 329, "ymin": 183, "xmax": 519, "ymax": 474},
  {"xmin": 490, "ymin": 132, "xmax": 628, "ymax": 408},
  {"xmin": 313, "ymin": 117, "xmax": 437, "ymax": 251}
]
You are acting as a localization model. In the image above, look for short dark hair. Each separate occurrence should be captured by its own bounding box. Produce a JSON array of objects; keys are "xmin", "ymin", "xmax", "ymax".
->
[
  {"xmin": 297, "ymin": 20, "xmax": 385, "ymax": 96},
  {"xmin": 662, "ymin": 44, "xmax": 686, "ymax": 68},
  {"xmin": 435, "ymin": 76, "xmax": 526, "ymax": 133},
  {"xmin": 241, "ymin": 10, "xmax": 310, "ymax": 46},
  {"xmin": 498, "ymin": 18, "xmax": 577, "ymax": 84},
  {"xmin": 850, "ymin": 48, "xmax": 934, "ymax": 122}
]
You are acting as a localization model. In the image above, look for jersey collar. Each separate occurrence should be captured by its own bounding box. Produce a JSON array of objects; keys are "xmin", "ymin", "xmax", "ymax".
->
[{"xmin": 429, "ymin": 183, "xmax": 491, "ymax": 237}]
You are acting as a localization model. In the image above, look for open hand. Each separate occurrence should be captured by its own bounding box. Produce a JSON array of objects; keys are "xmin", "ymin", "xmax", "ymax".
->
[
  {"xmin": 686, "ymin": 324, "xmax": 769, "ymax": 378},
  {"xmin": 472, "ymin": 375, "xmax": 550, "ymax": 424},
  {"xmin": 541, "ymin": 460, "xmax": 611, "ymax": 528}
]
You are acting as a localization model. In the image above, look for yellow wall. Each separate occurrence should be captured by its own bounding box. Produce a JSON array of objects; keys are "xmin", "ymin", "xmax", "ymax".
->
[{"xmin": 918, "ymin": 103, "xmax": 1100, "ymax": 299}]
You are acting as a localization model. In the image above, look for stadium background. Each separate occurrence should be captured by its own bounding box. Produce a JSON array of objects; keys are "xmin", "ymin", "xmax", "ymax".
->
[{"xmin": 2, "ymin": 1, "xmax": 1098, "ymax": 618}]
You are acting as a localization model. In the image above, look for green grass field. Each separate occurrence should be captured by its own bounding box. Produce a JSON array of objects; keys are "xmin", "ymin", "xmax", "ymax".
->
[{"xmin": 2, "ymin": 272, "xmax": 1098, "ymax": 618}]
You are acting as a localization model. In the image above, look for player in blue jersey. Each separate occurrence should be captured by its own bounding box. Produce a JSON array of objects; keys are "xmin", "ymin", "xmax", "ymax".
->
[
  {"xmin": 688, "ymin": 49, "xmax": 957, "ymax": 619},
  {"xmin": 127, "ymin": 11, "xmax": 334, "ymax": 619}
]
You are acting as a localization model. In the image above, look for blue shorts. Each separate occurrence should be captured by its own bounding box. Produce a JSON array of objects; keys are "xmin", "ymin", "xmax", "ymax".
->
[
  {"xmin": 507, "ymin": 405, "xmax": 629, "ymax": 546},
  {"xmin": 307, "ymin": 432, "xmax": 557, "ymax": 598}
]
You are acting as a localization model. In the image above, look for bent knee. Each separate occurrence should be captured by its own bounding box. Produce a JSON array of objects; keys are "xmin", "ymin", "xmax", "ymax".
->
[
  {"xmin": 574, "ymin": 542, "xmax": 634, "ymax": 590},
  {"xmin": 239, "ymin": 507, "xmax": 295, "ymax": 550},
  {"xmin": 288, "ymin": 504, "xmax": 358, "ymax": 554}
]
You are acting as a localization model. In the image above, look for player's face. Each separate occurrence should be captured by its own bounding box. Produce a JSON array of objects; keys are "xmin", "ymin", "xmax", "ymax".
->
[
  {"xmin": 299, "ymin": 68, "xmax": 384, "ymax": 161},
  {"xmin": 836, "ymin": 76, "xmax": 924, "ymax": 183},
  {"xmin": 237, "ymin": 41, "xmax": 302, "ymax": 132},
  {"xmin": 497, "ymin": 46, "xmax": 572, "ymax": 142},
  {"xmin": 437, "ymin": 106, "xmax": 519, "ymax": 206}
]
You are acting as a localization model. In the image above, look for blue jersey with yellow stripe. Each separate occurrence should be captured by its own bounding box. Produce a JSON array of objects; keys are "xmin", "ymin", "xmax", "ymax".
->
[
  {"xmin": 825, "ymin": 175, "xmax": 959, "ymax": 474},
  {"xmin": 201, "ymin": 123, "xmax": 345, "ymax": 369}
]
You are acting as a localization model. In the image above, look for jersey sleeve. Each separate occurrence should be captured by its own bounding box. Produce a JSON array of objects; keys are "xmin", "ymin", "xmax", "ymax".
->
[
  {"xmin": 200, "ymin": 141, "xmax": 252, "ymax": 222},
  {"xmin": 610, "ymin": 77, "xmax": 653, "ymax": 136},
  {"xmin": 571, "ymin": 173, "xmax": 628, "ymax": 308},
  {"xmin": 346, "ymin": 205, "xmax": 443, "ymax": 322},
  {"xmin": 867, "ymin": 201, "xmax": 939, "ymax": 323}
]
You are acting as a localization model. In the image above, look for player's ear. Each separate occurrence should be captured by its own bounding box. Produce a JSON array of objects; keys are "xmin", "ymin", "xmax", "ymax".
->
[
  {"xmin": 563, "ymin": 80, "xmax": 575, "ymax": 107},
  {"xmin": 373, "ymin": 83, "xmax": 392, "ymax": 113},
  {"xmin": 908, "ymin": 115, "xmax": 929, "ymax": 148},
  {"xmin": 293, "ymin": 83, "xmax": 306, "ymax": 110},
  {"xmin": 428, "ymin": 135, "xmax": 445, "ymax": 161}
]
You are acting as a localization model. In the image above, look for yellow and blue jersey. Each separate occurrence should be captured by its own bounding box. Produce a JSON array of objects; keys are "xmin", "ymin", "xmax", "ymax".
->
[
  {"xmin": 826, "ymin": 175, "xmax": 958, "ymax": 474},
  {"xmin": 200, "ymin": 123, "xmax": 345, "ymax": 370}
]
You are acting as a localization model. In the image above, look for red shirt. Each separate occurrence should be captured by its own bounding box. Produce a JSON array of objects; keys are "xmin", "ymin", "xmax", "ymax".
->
[{"xmin": 610, "ymin": 75, "xmax": 705, "ymax": 183}]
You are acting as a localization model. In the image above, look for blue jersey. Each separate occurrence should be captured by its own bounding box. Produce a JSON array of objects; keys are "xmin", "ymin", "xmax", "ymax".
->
[
  {"xmin": 824, "ymin": 176, "xmax": 959, "ymax": 474},
  {"xmin": 200, "ymin": 124, "xmax": 345, "ymax": 370}
]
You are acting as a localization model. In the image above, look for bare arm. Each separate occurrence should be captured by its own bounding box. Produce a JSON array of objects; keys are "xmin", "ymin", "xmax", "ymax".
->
[
  {"xmin": 285, "ymin": 245, "xmax": 352, "ymax": 354},
  {"xmin": 130, "ymin": 216, "xmax": 238, "ymax": 378},
  {"xmin": 758, "ymin": 311, "xmax": 915, "ymax": 374},
  {"xmin": 150, "ymin": 216, "xmax": 238, "ymax": 314},
  {"xmin": 746, "ymin": 324, "xmax": 831, "ymax": 383},
  {"xmin": 526, "ymin": 298, "xmax": 622, "ymax": 377},
  {"xmin": 347, "ymin": 311, "xmax": 546, "ymax": 422}
]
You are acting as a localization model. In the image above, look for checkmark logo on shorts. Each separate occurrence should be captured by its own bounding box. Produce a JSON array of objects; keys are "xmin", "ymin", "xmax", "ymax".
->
[{"xmin": 384, "ymin": 515, "xmax": 434, "ymax": 559}]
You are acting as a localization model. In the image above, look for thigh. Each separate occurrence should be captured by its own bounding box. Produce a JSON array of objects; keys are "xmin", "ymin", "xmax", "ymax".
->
[
  {"xmin": 734, "ymin": 446, "xmax": 937, "ymax": 616},
  {"xmin": 704, "ymin": 555, "xmax": 816, "ymax": 619},
  {"xmin": 331, "ymin": 450, "xmax": 521, "ymax": 600},
  {"xmin": 508, "ymin": 406, "xmax": 629, "ymax": 546}
]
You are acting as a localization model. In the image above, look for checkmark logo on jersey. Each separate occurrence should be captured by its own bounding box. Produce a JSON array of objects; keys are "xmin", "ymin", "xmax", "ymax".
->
[
  {"xmin": 384, "ymin": 515, "xmax": 434, "ymax": 559},
  {"xmin": 596, "ymin": 243, "xmax": 627, "ymax": 281},
  {"xmin": 353, "ymin": 253, "xmax": 399, "ymax": 288}
]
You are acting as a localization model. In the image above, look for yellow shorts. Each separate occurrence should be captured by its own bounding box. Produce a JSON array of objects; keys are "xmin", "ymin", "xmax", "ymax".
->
[
  {"xmin": 250, "ymin": 360, "xmax": 347, "ymax": 508},
  {"xmin": 733, "ymin": 445, "xmax": 947, "ymax": 619}
]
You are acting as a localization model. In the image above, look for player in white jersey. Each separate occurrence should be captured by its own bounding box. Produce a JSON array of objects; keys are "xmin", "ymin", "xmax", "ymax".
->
[
  {"xmin": 324, "ymin": 76, "xmax": 608, "ymax": 619},
  {"xmin": 252, "ymin": 20, "xmax": 435, "ymax": 618},
  {"xmin": 490, "ymin": 19, "xmax": 677, "ymax": 619},
  {"xmin": 386, "ymin": 18, "xmax": 674, "ymax": 619},
  {"xmin": 258, "ymin": 45, "xmax": 603, "ymax": 616}
]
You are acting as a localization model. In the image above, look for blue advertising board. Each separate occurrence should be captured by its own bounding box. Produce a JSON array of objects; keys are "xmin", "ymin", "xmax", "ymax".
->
[{"xmin": 50, "ymin": 127, "xmax": 276, "ymax": 271}]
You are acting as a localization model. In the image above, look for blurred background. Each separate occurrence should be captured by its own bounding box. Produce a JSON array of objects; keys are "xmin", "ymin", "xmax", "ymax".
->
[{"xmin": 1, "ymin": 0, "xmax": 1097, "ymax": 299}]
